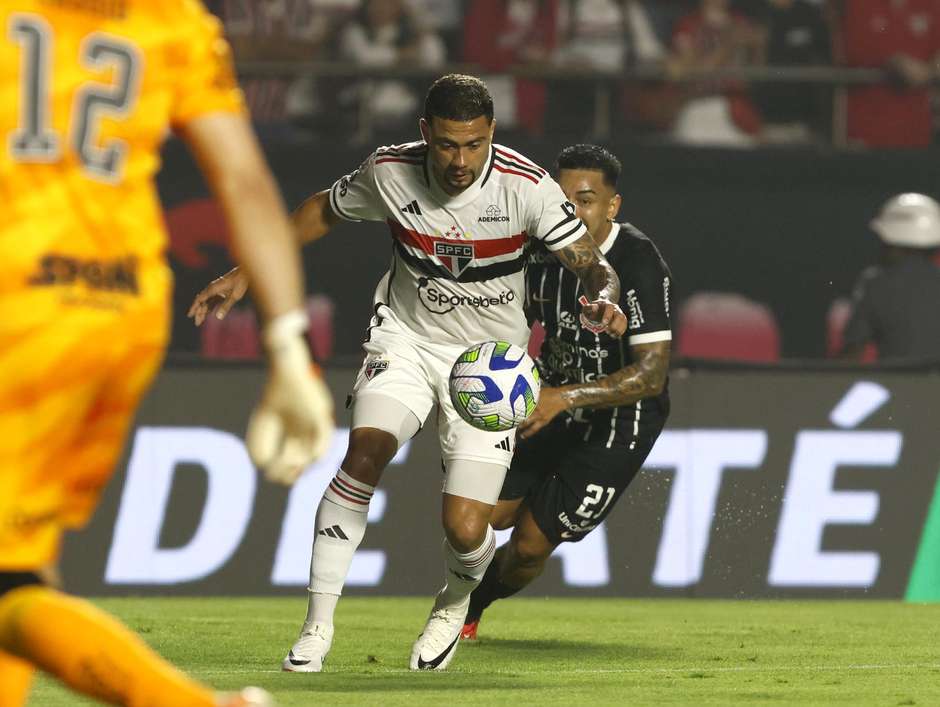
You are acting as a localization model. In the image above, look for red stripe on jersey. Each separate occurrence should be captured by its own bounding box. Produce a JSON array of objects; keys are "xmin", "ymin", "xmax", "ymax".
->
[
  {"xmin": 492, "ymin": 164, "xmax": 539, "ymax": 184},
  {"xmin": 375, "ymin": 158, "xmax": 423, "ymax": 165},
  {"xmin": 494, "ymin": 148, "xmax": 546, "ymax": 175},
  {"xmin": 388, "ymin": 220, "xmax": 527, "ymax": 259}
]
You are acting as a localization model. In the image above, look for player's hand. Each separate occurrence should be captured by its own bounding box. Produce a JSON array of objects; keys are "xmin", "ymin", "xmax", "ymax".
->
[
  {"xmin": 187, "ymin": 267, "xmax": 249, "ymax": 326},
  {"xmin": 578, "ymin": 295, "xmax": 627, "ymax": 338},
  {"xmin": 247, "ymin": 311, "xmax": 335, "ymax": 485},
  {"xmin": 518, "ymin": 386, "xmax": 568, "ymax": 439}
]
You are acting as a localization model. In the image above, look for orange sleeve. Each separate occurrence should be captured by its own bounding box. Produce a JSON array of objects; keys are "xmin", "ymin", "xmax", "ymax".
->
[{"xmin": 168, "ymin": 0, "xmax": 246, "ymax": 127}]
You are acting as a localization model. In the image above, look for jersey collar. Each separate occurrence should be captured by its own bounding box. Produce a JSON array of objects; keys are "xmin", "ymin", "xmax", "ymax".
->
[
  {"xmin": 598, "ymin": 221, "xmax": 620, "ymax": 255},
  {"xmin": 425, "ymin": 144, "xmax": 494, "ymax": 210}
]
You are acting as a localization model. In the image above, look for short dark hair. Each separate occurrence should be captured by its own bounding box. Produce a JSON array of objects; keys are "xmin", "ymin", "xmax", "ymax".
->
[
  {"xmin": 424, "ymin": 74, "xmax": 494, "ymax": 125},
  {"xmin": 556, "ymin": 144, "xmax": 621, "ymax": 189}
]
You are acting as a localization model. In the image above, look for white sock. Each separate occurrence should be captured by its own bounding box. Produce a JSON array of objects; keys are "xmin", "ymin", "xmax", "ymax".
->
[
  {"xmin": 437, "ymin": 525, "xmax": 496, "ymax": 610},
  {"xmin": 303, "ymin": 469, "xmax": 374, "ymax": 629},
  {"xmin": 304, "ymin": 591, "xmax": 338, "ymax": 628}
]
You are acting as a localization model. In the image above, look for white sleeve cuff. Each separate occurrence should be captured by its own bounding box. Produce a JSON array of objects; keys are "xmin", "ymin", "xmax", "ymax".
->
[
  {"xmin": 628, "ymin": 330, "xmax": 672, "ymax": 345},
  {"xmin": 329, "ymin": 181, "xmax": 362, "ymax": 222}
]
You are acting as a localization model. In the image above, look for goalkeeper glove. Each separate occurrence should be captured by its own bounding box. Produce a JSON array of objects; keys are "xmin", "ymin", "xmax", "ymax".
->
[{"xmin": 246, "ymin": 310, "xmax": 334, "ymax": 485}]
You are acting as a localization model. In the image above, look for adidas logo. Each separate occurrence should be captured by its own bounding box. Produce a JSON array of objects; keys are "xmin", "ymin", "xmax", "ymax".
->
[
  {"xmin": 317, "ymin": 525, "xmax": 349, "ymax": 540},
  {"xmin": 400, "ymin": 200, "xmax": 422, "ymax": 215},
  {"xmin": 493, "ymin": 436, "xmax": 512, "ymax": 451}
]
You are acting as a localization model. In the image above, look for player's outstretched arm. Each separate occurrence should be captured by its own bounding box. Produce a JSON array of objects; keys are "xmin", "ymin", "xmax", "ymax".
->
[
  {"xmin": 186, "ymin": 189, "xmax": 340, "ymax": 325},
  {"xmin": 179, "ymin": 112, "xmax": 334, "ymax": 482},
  {"xmin": 181, "ymin": 112, "xmax": 305, "ymax": 323},
  {"xmin": 518, "ymin": 341, "xmax": 670, "ymax": 438},
  {"xmin": 553, "ymin": 233, "xmax": 627, "ymax": 338}
]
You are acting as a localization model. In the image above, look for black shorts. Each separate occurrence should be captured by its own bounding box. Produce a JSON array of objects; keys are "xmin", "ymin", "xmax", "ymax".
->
[
  {"xmin": 0, "ymin": 571, "xmax": 42, "ymax": 597},
  {"xmin": 501, "ymin": 418, "xmax": 662, "ymax": 545}
]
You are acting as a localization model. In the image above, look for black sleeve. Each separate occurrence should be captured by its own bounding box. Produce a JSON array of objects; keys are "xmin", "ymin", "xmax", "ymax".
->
[{"xmin": 614, "ymin": 239, "xmax": 673, "ymax": 346}]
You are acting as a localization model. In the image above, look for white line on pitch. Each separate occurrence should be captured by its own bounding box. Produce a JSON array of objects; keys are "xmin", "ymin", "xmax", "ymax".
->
[{"xmin": 191, "ymin": 663, "xmax": 940, "ymax": 677}]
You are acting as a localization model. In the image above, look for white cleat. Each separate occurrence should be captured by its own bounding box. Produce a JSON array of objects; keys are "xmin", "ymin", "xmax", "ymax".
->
[
  {"xmin": 281, "ymin": 623, "xmax": 333, "ymax": 673},
  {"xmin": 410, "ymin": 596, "xmax": 469, "ymax": 671},
  {"xmin": 217, "ymin": 686, "xmax": 274, "ymax": 707}
]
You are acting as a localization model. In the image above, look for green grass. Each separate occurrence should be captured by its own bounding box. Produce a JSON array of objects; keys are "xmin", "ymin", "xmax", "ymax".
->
[{"xmin": 29, "ymin": 598, "xmax": 940, "ymax": 706}]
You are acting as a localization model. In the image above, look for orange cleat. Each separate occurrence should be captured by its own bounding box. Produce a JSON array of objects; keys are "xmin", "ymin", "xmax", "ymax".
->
[{"xmin": 461, "ymin": 620, "xmax": 479, "ymax": 641}]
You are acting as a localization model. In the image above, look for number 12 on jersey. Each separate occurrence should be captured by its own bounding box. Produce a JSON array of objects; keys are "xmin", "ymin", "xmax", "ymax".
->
[{"xmin": 9, "ymin": 13, "xmax": 140, "ymax": 182}]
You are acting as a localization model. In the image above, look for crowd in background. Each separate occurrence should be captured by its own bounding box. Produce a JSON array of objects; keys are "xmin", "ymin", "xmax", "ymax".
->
[{"xmin": 205, "ymin": 0, "xmax": 940, "ymax": 148}]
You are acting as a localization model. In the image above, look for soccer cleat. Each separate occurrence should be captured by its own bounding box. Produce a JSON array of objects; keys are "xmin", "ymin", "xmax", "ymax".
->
[
  {"xmin": 460, "ymin": 619, "xmax": 479, "ymax": 641},
  {"xmin": 281, "ymin": 622, "xmax": 334, "ymax": 673},
  {"xmin": 217, "ymin": 687, "xmax": 274, "ymax": 707},
  {"xmin": 410, "ymin": 596, "xmax": 469, "ymax": 671}
]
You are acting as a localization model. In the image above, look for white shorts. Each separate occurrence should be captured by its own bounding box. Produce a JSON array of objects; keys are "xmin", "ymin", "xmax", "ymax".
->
[{"xmin": 350, "ymin": 313, "xmax": 516, "ymax": 470}]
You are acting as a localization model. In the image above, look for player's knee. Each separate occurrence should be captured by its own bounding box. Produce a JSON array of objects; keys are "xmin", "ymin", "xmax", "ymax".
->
[
  {"xmin": 509, "ymin": 533, "xmax": 553, "ymax": 568},
  {"xmin": 341, "ymin": 428, "xmax": 399, "ymax": 485},
  {"xmin": 443, "ymin": 516, "xmax": 488, "ymax": 553},
  {"xmin": 514, "ymin": 545, "xmax": 548, "ymax": 568}
]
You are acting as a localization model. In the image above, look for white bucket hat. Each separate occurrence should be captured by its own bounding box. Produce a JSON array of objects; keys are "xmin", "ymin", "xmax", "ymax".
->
[{"xmin": 871, "ymin": 193, "xmax": 940, "ymax": 248}]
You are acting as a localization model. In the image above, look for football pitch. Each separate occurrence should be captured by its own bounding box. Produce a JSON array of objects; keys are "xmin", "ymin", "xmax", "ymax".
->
[{"xmin": 31, "ymin": 597, "xmax": 940, "ymax": 706}]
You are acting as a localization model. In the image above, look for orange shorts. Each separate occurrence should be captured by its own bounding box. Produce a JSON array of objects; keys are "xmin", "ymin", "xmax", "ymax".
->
[{"xmin": 0, "ymin": 262, "xmax": 170, "ymax": 571}]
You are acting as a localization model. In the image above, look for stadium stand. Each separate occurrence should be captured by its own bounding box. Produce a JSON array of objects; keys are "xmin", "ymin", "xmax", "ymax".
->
[{"xmin": 677, "ymin": 291, "xmax": 781, "ymax": 362}]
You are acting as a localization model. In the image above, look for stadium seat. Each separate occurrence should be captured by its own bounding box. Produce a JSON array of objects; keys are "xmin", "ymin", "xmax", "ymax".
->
[
  {"xmin": 200, "ymin": 307, "xmax": 261, "ymax": 360},
  {"xmin": 676, "ymin": 292, "xmax": 781, "ymax": 362},
  {"xmin": 200, "ymin": 294, "xmax": 335, "ymax": 361}
]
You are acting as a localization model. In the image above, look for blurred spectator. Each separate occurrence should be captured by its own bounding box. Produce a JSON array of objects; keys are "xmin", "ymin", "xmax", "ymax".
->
[
  {"xmin": 641, "ymin": 0, "xmax": 692, "ymax": 47},
  {"xmin": 339, "ymin": 0, "xmax": 446, "ymax": 130},
  {"xmin": 555, "ymin": 0, "xmax": 665, "ymax": 71},
  {"xmin": 842, "ymin": 193, "xmax": 940, "ymax": 361},
  {"xmin": 839, "ymin": 0, "xmax": 940, "ymax": 148},
  {"xmin": 410, "ymin": 0, "xmax": 464, "ymax": 59},
  {"xmin": 215, "ymin": 0, "xmax": 341, "ymax": 129},
  {"xmin": 669, "ymin": 0, "xmax": 765, "ymax": 146},
  {"xmin": 463, "ymin": 0, "xmax": 561, "ymax": 135},
  {"xmin": 549, "ymin": 1, "xmax": 666, "ymax": 137},
  {"xmin": 752, "ymin": 0, "xmax": 832, "ymax": 143}
]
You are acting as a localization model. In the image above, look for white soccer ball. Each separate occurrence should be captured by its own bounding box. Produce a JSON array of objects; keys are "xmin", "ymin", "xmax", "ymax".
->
[{"xmin": 449, "ymin": 341, "xmax": 541, "ymax": 432}]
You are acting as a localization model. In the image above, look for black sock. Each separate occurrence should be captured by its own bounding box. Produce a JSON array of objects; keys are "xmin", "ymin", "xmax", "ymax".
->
[{"xmin": 466, "ymin": 560, "xmax": 522, "ymax": 622}]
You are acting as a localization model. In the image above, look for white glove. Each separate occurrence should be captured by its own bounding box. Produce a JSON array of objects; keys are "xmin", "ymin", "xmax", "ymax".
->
[{"xmin": 246, "ymin": 310, "xmax": 334, "ymax": 485}]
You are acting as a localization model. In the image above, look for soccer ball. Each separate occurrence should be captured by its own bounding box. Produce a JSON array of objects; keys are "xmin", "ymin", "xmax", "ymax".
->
[{"xmin": 449, "ymin": 341, "xmax": 541, "ymax": 432}]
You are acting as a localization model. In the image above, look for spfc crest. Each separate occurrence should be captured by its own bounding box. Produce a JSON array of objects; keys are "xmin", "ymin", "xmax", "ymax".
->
[
  {"xmin": 365, "ymin": 359, "xmax": 389, "ymax": 380},
  {"xmin": 434, "ymin": 241, "xmax": 474, "ymax": 278}
]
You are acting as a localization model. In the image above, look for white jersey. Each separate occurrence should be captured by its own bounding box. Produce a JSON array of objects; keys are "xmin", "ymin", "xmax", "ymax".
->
[{"xmin": 329, "ymin": 141, "xmax": 587, "ymax": 348}]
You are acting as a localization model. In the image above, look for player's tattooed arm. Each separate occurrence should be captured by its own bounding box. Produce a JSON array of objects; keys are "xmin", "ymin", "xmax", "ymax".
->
[
  {"xmin": 560, "ymin": 341, "xmax": 670, "ymax": 409},
  {"xmin": 553, "ymin": 233, "xmax": 619, "ymax": 302},
  {"xmin": 518, "ymin": 341, "xmax": 670, "ymax": 438},
  {"xmin": 553, "ymin": 234, "xmax": 627, "ymax": 338}
]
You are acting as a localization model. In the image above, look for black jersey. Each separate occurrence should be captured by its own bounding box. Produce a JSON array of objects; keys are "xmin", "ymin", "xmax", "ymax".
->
[{"xmin": 524, "ymin": 222, "xmax": 673, "ymax": 448}]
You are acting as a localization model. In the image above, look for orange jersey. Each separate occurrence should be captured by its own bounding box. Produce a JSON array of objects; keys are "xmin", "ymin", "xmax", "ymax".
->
[
  {"xmin": 0, "ymin": 0, "xmax": 245, "ymax": 570},
  {"xmin": 0, "ymin": 0, "xmax": 244, "ymax": 332}
]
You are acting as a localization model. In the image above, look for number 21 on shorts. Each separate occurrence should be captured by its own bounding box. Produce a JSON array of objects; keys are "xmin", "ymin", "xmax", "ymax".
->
[{"xmin": 575, "ymin": 483, "xmax": 616, "ymax": 520}]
